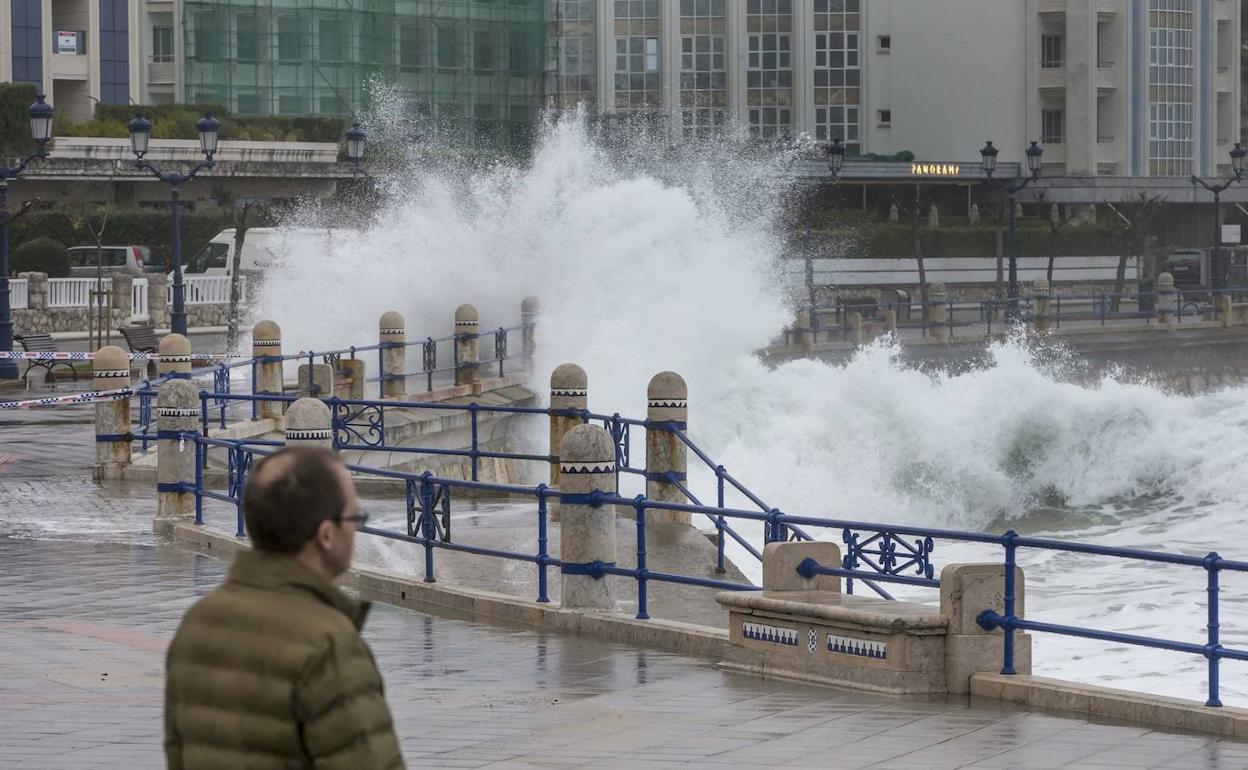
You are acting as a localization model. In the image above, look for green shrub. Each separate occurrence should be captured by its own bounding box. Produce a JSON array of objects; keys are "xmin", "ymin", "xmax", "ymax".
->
[
  {"xmin": 11, "ymin": 237, "xmax": 69, "ymax": 277},
  {"xmin": 0, "ymin": 82, "xmax": 39, "ymax": 160}
]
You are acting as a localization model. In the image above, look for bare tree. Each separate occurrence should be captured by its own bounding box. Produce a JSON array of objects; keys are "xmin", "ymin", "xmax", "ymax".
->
[
  {"xmin": 69, "ymin": 206, "xmax": 110, "ymax": 348},
  {"xmin": 1104, "ymin": 193, "xmax": 1165, "ymax": 311},
  {"xmin": 1037, "ymin": 192, "xmax": 1076, "ymax": 283},
  {"xmin": 225, "ymin": 200, "xmax": 258, "ymax": 351},
  {"xmin": 910, "ymin": 184, "xmax": 928, "ymax": 301}
]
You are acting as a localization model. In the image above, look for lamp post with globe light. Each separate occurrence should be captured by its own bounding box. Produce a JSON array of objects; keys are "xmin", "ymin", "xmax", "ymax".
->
[
  {"xmin": 1190, "ymin": 143, "xmax": 1248, "ymax": 292},
  {"xmin": 980, "ymin": 140, "xmax": 1044, "ymax": 323},
  {"xmin": 127, "ymin": 112, "xmax": 219, "ymax": 336},
  {"xmin": 0, "ymin": 94, "xmax": 55, "ymax": 379}
]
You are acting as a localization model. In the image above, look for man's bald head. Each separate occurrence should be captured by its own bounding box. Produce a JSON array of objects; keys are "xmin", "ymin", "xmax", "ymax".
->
[{"xmin": 243, "ymin": 446, "xmax": 350, "ymax": 553}]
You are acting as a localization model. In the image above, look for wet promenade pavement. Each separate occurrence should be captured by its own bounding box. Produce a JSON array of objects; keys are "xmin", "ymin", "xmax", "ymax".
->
[{"xmin": 2, "ymin": 493, "xmax": 1248, "ymax": 769}]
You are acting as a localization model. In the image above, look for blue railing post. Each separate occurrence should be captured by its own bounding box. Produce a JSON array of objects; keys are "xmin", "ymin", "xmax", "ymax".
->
[
  {"xmin": 234, "ymin": 447, "xmax": 248, "ymax": 539},
  {"xmin": 249, "ymin": 359, "xmax": 258, "ymax": 421},
  {"xmin": 536, "ymin": 484, "xmax": 550, "ymax": 603},
  {"xmin": 715, "ymin": 464, "xmax": 726, "ymax": 574},
  {"xmin": 193, "ymin": 438, "xmax": 203, "ymax": 526},
  {"xmin": 420, "ymin": 472, "xmax": 436, "ymax": 583},
  {"xmin": 635, "ymin": 495, "xmax": 649, "ymax": 620},
  {"xmin": 328, "ymin": 396, "xmax": 341, "ymax": 451},
  {"xmin": 469, "ymin": 403, "xmax": 479, "ymax": 481},
  {"xmin": 1055, "ymin": 295, "xmax": 1062, "ymax": 329},
  {"xmin": 1001, "ymin": 530, "xmax": 1018, "ymax": 675},
  {"xmin": 1205, "ymin": 552, "xmax": 1223, "ymax": 707},
  {"xmin": 199, "ymin": 391, "xmax": 209, "ymax": 441}
]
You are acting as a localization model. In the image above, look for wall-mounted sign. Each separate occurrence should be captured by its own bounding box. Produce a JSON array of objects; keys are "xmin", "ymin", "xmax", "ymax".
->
[
  {"xmin": 910, "ymin": 163, "xmax": 961, "ymax": 177},
  {"xmin": 1222, "ymin": 224, "xmax": 1241, "ymax": 244},
  {"xmin": 56, "ymin": 31, "xmax": 80, "ymax": 54}
]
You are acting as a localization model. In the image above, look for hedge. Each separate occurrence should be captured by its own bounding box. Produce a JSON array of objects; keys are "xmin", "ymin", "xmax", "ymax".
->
[
  {"xmin": 8, "ymin": 208, "xmax": 234, "ymax": 274},
  {"xmin": 11, "ymin": 237, "xmax": 69, "ymax": 277},
  {"xmin": 81, "ymin": 104, "xmax": 345, "ymax": 143},
  {"xmin": 804, "ymin": 223, "xmax": 1127, "ymax": 258},
  {"xmin": 0, "ymin": 82, "xmax": 40, "ymax": 160}
]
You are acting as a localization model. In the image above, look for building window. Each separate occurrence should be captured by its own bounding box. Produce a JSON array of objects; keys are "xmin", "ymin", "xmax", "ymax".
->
[
  {"xmin": 747, "ymin": 0, "xmax": 793, "ymax": 139},
  {"xmin": 680, "ymin": 0, "xmax": 727, "ymax": 139},
  {"xmin": 553, "ymin": 0, "xmax": 597, "ymax": 108},
  {"xmin": 319, "ymin": 17, "xmax": 346, "ymax": 62},
  {"xmin": 1041, "ymin": 33, "xmax": 1064, "ymax": 68},
  {"xmin": 99, "ymin": 0, "xmax": 130, "ymax": 105},
  {"xmin": 436, "ymin": 22, "xmax": 462, "ymax": 69},
  {"xmin": 236, "ymin": 91, "xmax": 263, "ymax": 115},
  {"xmin": 813, "ymin": 0, "xmax": 861, "ymax": 152},
  {"xmin": 236, "ymin": 14, "xmax": 260, "ymax": 62},
  {"xmin": 152, "ymin": 25, "xmax": 174, "ymax": 63},
  {"xmin": 509, "ymin": 29, "xmax": 534, "ymax": 72},
  {"xmin": 11, "ymin": 0, "xmax": 43, "ymax": 86},
  {"xmin": 1148, "ymin": 0, "xmax": 1195, "ymax": 175},
  {"xmin": 473, "ymin": 28, "xmax": 495, "ymax": 71},
  {"xmin": 1041, "ymin": 108, "xmax": 1064, "ymax": 144},
  {"xmin": 278, "ymin": 93, "xmax": 305, "ymax": 115},
  {"xmin": 192, "ymin": 11, "xmax": 219, "ymax": 59},
  {"xmin": 878, "ymin": 109, "xmax": 892, "ymax": 127},
  {"xmin": 877, "ymin": 34, "xmax": 891, "ymax": 52},
  {"xmin": 278, "ymin": 16, "xmax": 302, "ymax": 62},
  {"xmin": 614, "ymin": 0, "xmax": 662, "ymax": 111},
  {"xmin": 400, "ymin": 23, "xmax": 423, "ymax": 71}
]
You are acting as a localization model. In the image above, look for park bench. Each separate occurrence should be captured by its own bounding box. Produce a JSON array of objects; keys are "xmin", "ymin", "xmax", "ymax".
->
[
  {"xmin": 14, "ymin": 333, "xmax": 78, "ymax": 384},
  {"xmin": 118, "ymin": 324, "xmax": 160, "ymax": 378}
]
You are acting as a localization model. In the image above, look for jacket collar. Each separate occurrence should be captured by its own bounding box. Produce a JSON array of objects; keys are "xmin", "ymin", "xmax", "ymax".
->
[{"xmin": 227, "ymin": 549, "xmax": 370, "ymax": 630}]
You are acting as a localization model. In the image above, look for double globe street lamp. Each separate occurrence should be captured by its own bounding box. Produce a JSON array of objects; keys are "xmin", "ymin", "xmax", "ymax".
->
[
  {"xmin": 127, "ymin": 112, "xmax": 220, "ymax": 337},
  {"xmin": 980, "ymin": 140, "xmax": 1044, "ymax": 322},
  {"xmin": 803, "ymin": 138, "xmax": 848, "ymax": 332},
  {"xmin": 1190, "ymin": 143, "xmax": 1248, "ymax": 291},
  {"xmin": 0, "ymin": 94, "xmax": 55, "ymax": 380}
]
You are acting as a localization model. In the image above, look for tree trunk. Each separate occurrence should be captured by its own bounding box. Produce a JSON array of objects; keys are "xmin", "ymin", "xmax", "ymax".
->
[
  {"xmin": 1047, "ymin": 227, "xmax": 1057, "ymax": 284},
  {"xmin": 1112, "ymin": 240, "xmax": 1130, "ymax": 314},
  {"xmin": 225, "ymin": 205, "xmax": 251, "ymax": 351},
  {"xmin": 913, "ymin": 184, "xmax": 927, "ymax": 302}
]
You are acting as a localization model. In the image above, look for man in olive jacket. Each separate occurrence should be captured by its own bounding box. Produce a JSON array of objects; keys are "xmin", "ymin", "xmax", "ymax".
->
[{"xmin": 165, "ymin": 446, "xmax": 404, "ymax": 769}]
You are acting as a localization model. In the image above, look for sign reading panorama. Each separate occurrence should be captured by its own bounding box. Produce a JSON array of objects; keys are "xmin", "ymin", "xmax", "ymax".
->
[{"xmin": 910, "ymin": 163, "xmax": 962, "ymax": 177}]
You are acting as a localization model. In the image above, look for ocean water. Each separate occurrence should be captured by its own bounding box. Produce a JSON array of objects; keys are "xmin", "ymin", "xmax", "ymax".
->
[{"xmin": 252, "ymin": 114, "xmax": 1248, "ymax": 705}]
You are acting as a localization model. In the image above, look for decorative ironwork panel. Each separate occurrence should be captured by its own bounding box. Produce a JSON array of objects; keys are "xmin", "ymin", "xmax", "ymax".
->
[
  {"xmin": 494, "ymin": 328, "xmax": 507, "ymax": 361},
  {"xmin": 227, "ymin": 445, "xmax": 255, "ymax": 502},
  {"xmin": 842, "ymin": 528, "xmax": 935, "ymax": 594},
  {"xmin": 322, "ymin": 353, "xmax": 342, "ymax": 365},
  {"xmin": 422, "ymin": 338, "xmax": 436, "ymax": 373},
  {"xmin": 333, "ymin": 402, "xmax": 385, "ymax": 447}
]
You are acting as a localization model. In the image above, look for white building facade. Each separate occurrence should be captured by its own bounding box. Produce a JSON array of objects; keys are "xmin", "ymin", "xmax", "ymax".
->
[{"xmin": 549, "ymin": 0, "xmax": 1242, "ymax": 178}]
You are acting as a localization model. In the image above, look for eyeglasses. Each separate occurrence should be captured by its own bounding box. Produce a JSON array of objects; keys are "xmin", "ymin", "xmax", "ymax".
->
[{"xmin": 333, "ymin": 509, "xmax": 369, "ymax": 527}]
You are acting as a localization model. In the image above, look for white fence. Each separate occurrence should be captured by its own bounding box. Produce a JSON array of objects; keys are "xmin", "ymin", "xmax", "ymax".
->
[
  {"xmin": 132, "ymin": 278, "xmax": 149, "ymax": 322},
  {"xmin": 47, "ymin": 278, "xmax": 99, "ymax": 308},
  {"xmin": 175, "ymin": 275, "xmax": 238, "ymax": 305},
  {"xmin": 10, "ymin": 279, "xmax": 28, "ymax": 310}
]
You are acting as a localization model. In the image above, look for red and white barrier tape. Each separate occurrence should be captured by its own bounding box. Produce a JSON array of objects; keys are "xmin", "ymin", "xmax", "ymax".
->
[{"xmin": 2, "ymin": 351, "xmax": 247, "ymax": 361}]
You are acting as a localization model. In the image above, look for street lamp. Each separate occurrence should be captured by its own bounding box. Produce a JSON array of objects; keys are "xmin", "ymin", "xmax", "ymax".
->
[
  {"xmin": 980, "ymin": 140, "xmax": 1044, "ymax": 322},
  {"xmin": 344, "ymin": 122, "xmax": 366, "ymax": 174},
  {"xmin": 1191, "ymin": 143, "xmax": 1248, "ymax": 292},
  {"xmin": 0, "ymin": 94, "xmax": 54, "ymax": 380},
  {"xmin": 128, "ymin": 111, "xmax": 219, "ymax": 336},
  {"xmin": 827, "ymin": 137, "xmax": 845, "ymax": 182}
]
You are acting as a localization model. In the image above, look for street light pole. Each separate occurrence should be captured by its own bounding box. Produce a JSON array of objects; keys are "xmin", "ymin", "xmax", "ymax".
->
[
  {"xmin": 1190, "ymin": 143, "xmax": 1247, "ymax": 291},
  {"xmin": 806, "ymin": 138, "xmax": 845, "ymax": 332},
  {"xmin": 127, "ymin": 112, "xmax": 219, "ymax": 337},
  {"xmin": 980, "ymin": 140, "xmax": 1044, "ymax": 323},
  {"xmin": 0, "ymin": 94, "xmax": 54, "ymax": 380}
]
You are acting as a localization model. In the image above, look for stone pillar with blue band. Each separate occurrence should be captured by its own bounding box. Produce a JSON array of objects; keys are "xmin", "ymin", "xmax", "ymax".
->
[
  {"xmin": 454, "ymin": 303, "xmax": 479, "ymax": 388},
  {"xmin": 380, "ymin": 310, "xmax": 406, "ymax": 399},
  {"xmin": 93, "ymin": 345, "xmax": 132, "ymax": 480},
  {"xmin": 156, "ymin": 378, "xmax": 199, "ymax": 533},
  {"xmin": 646, "ymin": 371, "xmax": 689, "ymax": 526},
  {"xmin": 157, "ymin": 333, "xmax": 192, "ymax": 379},
  {"xmin": 548, "ymin": 362, "xmax": 587, "ymax": 522},
  {"xmin": 285, "ymin": 397, "xmax": 333, "ymax": 450},
  {"xmin": 559, "ymin": 423, "xmax": 617, "ymax": 611},
  {"xmin": 252, "ymin": 320, "xmax": 284, "ymax": 420}
]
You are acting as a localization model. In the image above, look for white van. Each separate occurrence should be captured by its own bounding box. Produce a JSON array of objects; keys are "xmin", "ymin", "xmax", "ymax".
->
[{"xmin": 185, "ymin": 228, "xmax": 289, "ymax": 277}]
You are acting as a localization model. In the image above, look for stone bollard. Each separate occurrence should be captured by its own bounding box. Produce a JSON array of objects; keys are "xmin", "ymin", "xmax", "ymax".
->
[
  {"xmin": 379, "ymin": 311, "xmax": 406, "ymax": 399},
  {"xmin": 285, "ymin": 398, "xmax": 333, "ymax": 449},
  {"xmin": 1157, "ymin": 272, "xmax": 1176, "ymax": 324},
  {"xmin": 158, "ymin": 333, "xmax": 192, "ymax": 379},
  {"xmin": 1218, "ymin": 294, "xmax": 1234, "ymax": 328},
  {"xmin": 791, "ymin": 309, "xmax": 812, "ymax": 352},
  {"xmin": 939, "ymin": 563, "xmax": 1032, "ymax": 694},
  {"xmin": 252, "ymin": 320, "xmax": 284, "ymax": 419},
  {"xmin": 454, "ymin": 304, "xmax": 480, "ymax": 387},
  {"xmin": 559, "ymin": 423, "xmax": 618, "ymax": 611},
  {"xmin": 110, "ymin": 273, "xmax": 133, "ymax": 327},
  {"xmin": 883, "ymin": 308, "xmax": 898, "ymax": 334},
  {"xmin": 761, "ymin": 541, "xmax": 842, "ymax": 592},
  {"xmin": 521, "ymin": 296, "xmax": 539, "ymax": 369},
  {"xmin": 646, "ymin": 371, "xmax": 690, "ymax": 526},
  {"xmin": 156, "ymin": 378, "xmax": 200, "ymax": 533},
  {"xmin": 93, "ymin": 345, "xmax": 132, "ymax": 480},
  {"xmin": 148, "ymin": 273, "xmax": 169, "ymax": 328},
  {"xmin": 549, "ymin": 363, "xmax": 587, "ymax": 521},
  {"xmin": 333, "ymin": 358, "xmax": 366, "ymax": 399},
  {"xmin": 1031, "ymin": 278, "xmax": 1051, "ymax": 333},
  {"xmin": 850, "ymin": 311, "xmax": 864, "ymax": 345},
  {"xmin": 23, "ymin": 272, "xmax": 48, "ymax": 311},
  {"xmin": 297, "ymin": 363, "xmax": 333, "ymax": 398},
  {"xmin": 927, "ymin": 282, "xmax": 949, "ymax": 342}
]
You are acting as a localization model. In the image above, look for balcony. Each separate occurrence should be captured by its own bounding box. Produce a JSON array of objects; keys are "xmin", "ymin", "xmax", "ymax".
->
[
  {"xmin": 148, "ymin": 60, "xmax": 175, "ymax": 84},
  {"xmin": 1096, "ymin": 63, "xmax": 1118, "ymax": 91},
  {"xmin": 1038, "ymin": 62, "xmax": 1066, "ymax": 89}
]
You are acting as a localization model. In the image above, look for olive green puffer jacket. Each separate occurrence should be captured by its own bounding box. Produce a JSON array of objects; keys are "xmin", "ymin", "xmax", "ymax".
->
[{"xmin": 165, "ymin": 549, "xmax": 404, "ymax": 769}]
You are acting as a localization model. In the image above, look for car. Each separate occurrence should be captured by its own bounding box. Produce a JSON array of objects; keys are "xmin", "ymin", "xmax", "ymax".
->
[
  {"xmin": 185, "ymin": 228, "xmax": 357, "ymax": 277},
  {"xmin": 1162, "ymin": 250, "xmax": 1204, "ymax": 288},
  {"xmin": 67, "ymin": 245, "xmax": 156, "ymax": 278}
]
